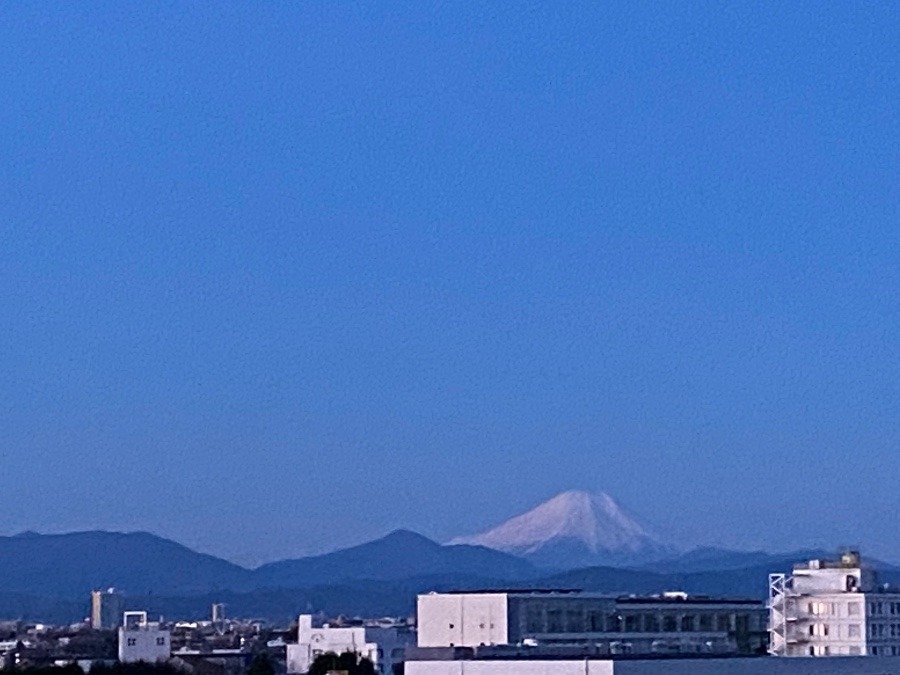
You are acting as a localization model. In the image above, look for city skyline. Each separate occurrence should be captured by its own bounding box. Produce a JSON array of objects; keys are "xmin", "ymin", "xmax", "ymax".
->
[{"xmin": 2, "ymin": 2, "xmax": 898, "ymax": 567}]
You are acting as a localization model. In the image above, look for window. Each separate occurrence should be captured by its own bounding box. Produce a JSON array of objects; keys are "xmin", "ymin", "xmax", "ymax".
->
[
  {"xmin": 716, "ymin": 614, "xmax": 731, "ymax": 632},
  {"xmin": 848, "ymin": 624, "xmax": 860, "ymax": 638},
  {"xmin": 698, "ymin": 614, "xmax": 712, "ymax": 631},
  {"xmin": 809, "ymin": 624, "xmax": 828, "ymax": 637},
  {"xmin": 126, "ymin": 638, "xmax": 136, "ymax": 646},
  {"xmin": 607, "ymin": 614, "xmax": 622, "ymax": 633},
  {"xmin": 808, "ymin": 602, "xmax": 828, "ymax": 616},
  {"xmin": 680, "ymin": 615, "xmax": 695, "ymax": 632},
  {"xmin": 156, "ymin": 637, "xmax": 166, "ymax": 646},
  {"xmin": 662, "ymin": 616, "xmax": 677, "ymax": 633},
  {"xmin": 623, "ymin": 615, "xmax": 639, "ymax": 633},
  {"xmin": 566, "ymin": 610, "xmax": 584, "ymax": 633},
  {"xmin": 644, "ymin": 614, "xmax": 660, "ymax": 632},
  {"xmin": 546, "ymin": 610, "xmax": 563, "ymax": 633},
  {"xmin": 526, "ymin": 608, "xmax": 543, "ymax": 633},
  {"xmin": 849, "ymin": 646, "xmax": 861, "ymax": 655},
  {"xmin": 848, "ymin": 602, "xmax": 861, "ymax": 616},
  {"xmin": 587, "ymin": 611, "xmax": 604, "ymax": 632}
]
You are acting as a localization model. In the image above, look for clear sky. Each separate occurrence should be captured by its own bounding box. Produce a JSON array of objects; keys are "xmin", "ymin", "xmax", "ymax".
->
[{"xmin": 1, "ymin": 2, "xmax": 898, "ymax": 567}]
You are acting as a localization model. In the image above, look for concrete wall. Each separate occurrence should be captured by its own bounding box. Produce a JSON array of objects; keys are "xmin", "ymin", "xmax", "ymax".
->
[
  {"xmin": 616, "ymin": 656, "xmax": 900, "ymax": 674},
  {"xmin": 407, "ymin": 661, "xmax": 613, "ymax": 675},
  {"xmin": 117, "ymin": 627, "xmax": 170, "ymax": 663},
  {"xmin": 418, "ymin": 594, "xmax": 509, "ymax": 648},
  {"xmin": 408, "ymin": 657, "xmax": 900, "ymax": 675}
]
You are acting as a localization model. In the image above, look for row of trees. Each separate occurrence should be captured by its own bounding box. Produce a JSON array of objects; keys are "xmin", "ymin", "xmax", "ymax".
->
[
  {"xmin": 6, "ymin": 653, "xmax": 379, "ymax": 675},
  {"xmin": 6, "ymin": 664, "xmax": 183, "ymax": 675},
  {"xmin": 307, "ymin": 652, "xmax": 376, "ymax": 675}
]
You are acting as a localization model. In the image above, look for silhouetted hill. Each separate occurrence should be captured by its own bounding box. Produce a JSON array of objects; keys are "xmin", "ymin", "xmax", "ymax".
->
[
  {"xmin": 534, "ymin": 556, "xmax": 900, "ymax": 600},
  {"xmin": 0, "ymin": 529, "xmax": 536, "ymax": 620},
  {"xmin": 639, "ymin": 547, "xmax": 833, "ymax": 573},
  {"xmin": 3, "ymin": 530, "xmax": 899, "ymax": 624},
  {"xmin": 0, "ymin": 531, "xmax": 253, "ymax": 599},
  {"xmin": 253, "ymin": 529, "xmax": 538, "ymax": 587}
]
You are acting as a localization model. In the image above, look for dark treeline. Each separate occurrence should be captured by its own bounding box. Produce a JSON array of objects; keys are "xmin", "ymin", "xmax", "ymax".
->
[{"xmin": 11, "ymin": 664, "xmax": 186, "ymax": 675}]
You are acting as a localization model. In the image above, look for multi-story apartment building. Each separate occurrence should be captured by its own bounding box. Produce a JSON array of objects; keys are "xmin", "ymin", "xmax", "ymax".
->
[
  {"xmin": 91, "ymin": 588, "xmax": 125, "ymax": 630},
  {"xmin": 418, "ymin": 589, "xmax": 766, "ymax": 656},
  {"xmin": 769, "ymin": 551, "xmax": 900, "ymax": 657}
]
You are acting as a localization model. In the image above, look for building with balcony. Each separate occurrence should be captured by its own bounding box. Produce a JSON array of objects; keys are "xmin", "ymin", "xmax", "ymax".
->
[{"xmin": 769, "ymin": 551, "xmax": 900, "ymax": 657}]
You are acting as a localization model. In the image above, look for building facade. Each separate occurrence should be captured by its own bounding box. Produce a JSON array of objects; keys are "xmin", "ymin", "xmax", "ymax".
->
[
  {"xmin": 285, "ymin": 615, "xmax": 413, "ymax": 675},
  {"xmin": 418, "ymin": 590, "xmax": 766, "ymax": 656},
  {"xmin": 118, "ymin": 612, "xmax": 171, "ymax": 663},
  {"xmin": 91, "ymin": 589, "xmax": 125, "ymax": 630},
  {"xmin": 770, "ymin": 551, "xmax": 900, "ymax": 657},
  {"xmin": 406, "ymin": 654, "xmax": 900, "ymax": 675}
]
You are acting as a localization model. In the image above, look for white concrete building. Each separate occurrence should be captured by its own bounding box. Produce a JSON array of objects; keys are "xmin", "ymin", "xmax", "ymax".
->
[
  {"xmin": 769, "ymin": 551, "xmax": 900, "ymax": 657},
  {"xmin": 118, "ymin": 612, "xmax": 170, "ymax": 663},
  {"xmin": 285, "ymin": 615, "xmax": 413, "ymax": 675},
  {"xmin": 406, "ymin": 655, "xmax": 900, "ymax": 675},
  {"xmin": 418, "ymin": 590, "xmax": 766, "ymax": 655}
]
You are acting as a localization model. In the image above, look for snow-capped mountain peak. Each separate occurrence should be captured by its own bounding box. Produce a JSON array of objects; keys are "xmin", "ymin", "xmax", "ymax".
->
[{"xmin": 450, "ymin": 490, "xmax": 671, "ymax": 569}]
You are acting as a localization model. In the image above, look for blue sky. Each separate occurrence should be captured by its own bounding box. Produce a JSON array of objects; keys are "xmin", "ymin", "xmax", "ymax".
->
[{"xmin": 1, "ymin": 2, "xmax": 897, "ymax": 566}]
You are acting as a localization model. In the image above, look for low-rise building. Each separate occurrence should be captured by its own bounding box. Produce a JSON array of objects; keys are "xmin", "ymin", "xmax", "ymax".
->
[
  {"xmin": 418, "ymin": 589, "xmax": 766, "ymax": 655},
  {"xmin": 118, "ymin": 612, "xmax": 170, "ymax": 663},
  {"xmin": 285, "ymin": 615, "xmax": 413, "ymax": 675}
]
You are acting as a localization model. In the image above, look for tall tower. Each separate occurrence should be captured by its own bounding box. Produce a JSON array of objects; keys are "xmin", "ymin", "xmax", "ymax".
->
[{"xmin": 91, "ymin": 588, "xmax": 125, "ymax": 630}]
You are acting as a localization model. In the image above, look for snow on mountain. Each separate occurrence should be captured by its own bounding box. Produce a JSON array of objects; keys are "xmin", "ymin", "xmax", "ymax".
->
[{"xmin": 449, "ymin": 490, "xmax": 674, "ymax": 569}]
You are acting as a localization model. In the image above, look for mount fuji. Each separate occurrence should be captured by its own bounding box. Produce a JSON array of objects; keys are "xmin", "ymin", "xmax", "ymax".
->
[{"xmin": 450, "ymin": 490, "xmax": 675, "ymax": 569}]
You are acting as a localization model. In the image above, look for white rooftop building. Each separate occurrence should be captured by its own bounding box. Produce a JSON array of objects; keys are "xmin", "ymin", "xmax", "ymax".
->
[
  {"xmin": 118, "ymin": 611, "xmax": 170, "ymax": 664},
  {"xmin": 769, "ymin": 551, "xmax": 900, "ymax": 657},
  {"xmin": 285, "ymin": 615, "xmax": 413, "ymax": 675}
]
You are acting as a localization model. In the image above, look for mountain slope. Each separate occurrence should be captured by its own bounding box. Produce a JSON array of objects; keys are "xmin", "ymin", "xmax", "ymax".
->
[
  {"xmin": 451, "ymin": 490, "xmax": 672, "ymax": 568},
  {"xmin": 252, "ymin": 529, "xmax": 538, "ymax": 588},
  {"xmin": 640, "ymin": 547, "xmax": 832, "ymax": 574},
  {"xmin": 0, "ymin": 531, "xmax": 253, "ymax": 599}
]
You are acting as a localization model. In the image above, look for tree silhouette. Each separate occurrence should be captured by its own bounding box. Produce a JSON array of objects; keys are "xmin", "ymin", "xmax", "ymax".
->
[
  {"xmin": 307, "ymin": 651, "xmax": 376, "ymax": 675},
  {"xmin": 245, "ymin": 653, "xmax": 275, "ymax": 675}
]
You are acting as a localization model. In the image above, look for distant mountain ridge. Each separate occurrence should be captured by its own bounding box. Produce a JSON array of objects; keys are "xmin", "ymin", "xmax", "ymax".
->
[
  {"xmin": 0, "ymin": 530, "xmax": 253, "ymax": 598},
  {"xmin": 253, "ymin": 529, "xmax": 538, "ymax": 587},
  {"xmin": 0, "ymin": 529, "xmax": 537, "ymax": 603},
  {"xmin": 4, "ymin": 532, "xmax": 896, "ymax": 625},
  {"xmin": 3, "ymin": 517, "xmax": 897, "ymax": 624},
  {"xmin": 450, "ymin": 490, "xmax": 674, "ymax": 568}
]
